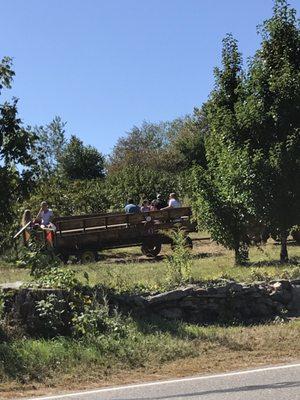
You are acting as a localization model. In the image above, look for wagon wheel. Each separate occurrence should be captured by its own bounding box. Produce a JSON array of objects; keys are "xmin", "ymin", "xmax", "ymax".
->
[
  {"xmin": 80, "ymin": 251, "xmax": 98, "ymax": 264},
  {"xmin": 141, "ymin": 241, "xmax": 162, "ymax": 257}
]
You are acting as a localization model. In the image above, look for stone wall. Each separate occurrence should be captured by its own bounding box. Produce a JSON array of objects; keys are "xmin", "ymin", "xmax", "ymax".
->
[
  {"xmin": 1, "ymin": 280, "xmax": 300, "ymax": 334},
  {"xmin": 111, "ymin": 280, "xmax": 300, "ymax": 323}
]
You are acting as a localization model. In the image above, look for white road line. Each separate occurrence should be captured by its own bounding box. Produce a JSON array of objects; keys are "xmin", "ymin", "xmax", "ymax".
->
[{"xmin": 26, "ymin": 362, "xmax": 300, "ymax": 400}]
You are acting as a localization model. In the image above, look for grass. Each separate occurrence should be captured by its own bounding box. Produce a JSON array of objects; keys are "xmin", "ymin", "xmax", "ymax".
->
[
  {"xmin": 1, "ymin": 318, "xmax": 300, "ymax": 397},
  {"xmin": 1, "ymin": 236, "xmax": 300, "ymax": 292}
]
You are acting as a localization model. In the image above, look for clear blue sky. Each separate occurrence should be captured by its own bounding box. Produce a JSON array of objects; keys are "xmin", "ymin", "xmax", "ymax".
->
[{"xmin": 1, "ymin": 0, "xmax": 299, "ymax": 155}]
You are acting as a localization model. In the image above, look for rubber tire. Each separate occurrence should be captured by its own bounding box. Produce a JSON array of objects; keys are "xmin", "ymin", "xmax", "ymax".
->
[
  {"xmin": 80, "ymin": 251, "xmax": 97, "ymax": 264},
  {"xmin": 141, "ymin": 242, "xmax": 162, "ymax": 257}
]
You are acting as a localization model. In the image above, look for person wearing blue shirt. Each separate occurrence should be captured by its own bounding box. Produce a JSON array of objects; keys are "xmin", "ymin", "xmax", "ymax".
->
[{"xmin": 124, "ymin": 198, "xmax": 140, "ymax": 214}]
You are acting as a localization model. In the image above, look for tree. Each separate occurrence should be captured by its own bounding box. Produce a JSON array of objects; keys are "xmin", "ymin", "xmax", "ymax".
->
[
  {"xmin": 236, "ymin": 0, "xmax": 300, "ymax": 262},
  {"xmin": 58, "ymin": 135, "xmax": 105, "ymax": 180},
  {"xmin": 106, "ymin": 165, "xmax": 180, "ymax": 210},
  {"xmin": 190, "ymin": 0, "xmax": 300, "ymax": 264},
  {"xmin": 0, "ymin": 57, "xmax": 37, "ymax": 249},
  {"xmin": 107, "ymin": 119, "xmax": 190, "ymax": 174},
  {"xmin": 34, "ymin": 116, "xmax": 67, "ymax": 177},
  {"xmin": 189, "ymin": 34, "xmax": 255, "ymax": 264},
  {"xmin": 24, "ymin": 176, "xmax": 109, "ymax": 217},
  {"xmin": 170, "ymin": 109, "xmax": 208, "ymax": 170}
]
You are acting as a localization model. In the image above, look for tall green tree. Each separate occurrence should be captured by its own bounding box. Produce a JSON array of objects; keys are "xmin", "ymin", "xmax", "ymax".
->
[
  {"xmin": 236, "ymin": 0, "xmax": 300, "ymax": 262},
  {"xmin": 34, "ymin": 116, "xmax": 67, "ymax": 177},
  {"xmin": 0, "ymin": 57, "xmax": 37, "ymax": 249},
  {"xmin": 107, "ymin": 118, "xmax": 197, "ymax": 174},
  {"xmin": 169, "ymin": 110, "xmax": 208, "ymax": 170},
  {"xmin": 189, "ymin": 34, "xmax": 256, "ymax": 264},
  {"xmin": 58, "ymin": 135, "xmax": 105, "ymax": 180},
  {"xmin": 190, "ymin": 0, "xmax": 300, "ymax": 264}
]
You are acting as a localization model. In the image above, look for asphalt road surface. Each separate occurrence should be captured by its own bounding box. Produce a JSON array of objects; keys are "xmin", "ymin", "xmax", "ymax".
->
[{"xmin": 26, "ymin": 363, "xmax": 300, "ymax": 400}]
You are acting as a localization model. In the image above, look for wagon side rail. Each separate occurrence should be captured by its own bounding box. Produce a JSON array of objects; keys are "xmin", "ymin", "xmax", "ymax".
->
[{"xmin": 53, "ymin": 207, "xmax": 192, "ymax": 236}]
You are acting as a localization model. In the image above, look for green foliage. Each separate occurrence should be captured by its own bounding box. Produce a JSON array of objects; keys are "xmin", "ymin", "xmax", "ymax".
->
[
  {"xmin": 189, "ymin": 1, "xmax": 300, "ymax": 264},
  {"xmin": 16, "ymin": 237, "xmax": 60, "ymax": 278},
  {"xmin": 35, "ymin": 294, "xmax": 68, "ymax": 336},
  {"xmin": 33, "ymin": 116, "xmax": 67, "ymax": 177},
  {"xmin": 170, "ymin": 110, "xmax": 208, "ymax": 170},
  {"xmin": 106, "ymin": 165, "xmax": 179, "ymax": 209},
  {"xmin": 33, "ymin": 268, "xmax": 79, "ymax": 289},
  {"xmin": 58, "ymin": 135, "xmax": 105, "ymax": 180},
  {"xmin": 188, "ymin": 34, "xmax": 256, "ymax": 265},
  {"xmin": 0, "ymin": 57, "xmax": 15, "ymax": 93},
  {"xmin": 239, "ymin": 0, "xmax": 300, "ymax": 261},
  {"xmin": 166, "ymin": 230, "xmax": 192, "ymax": 285},
  {"xmin": 0, "ymin": 57, "xmax": 37, "ymax": 253},
  {"xmin": 71, "ymin": 297, "xmax": 126, "ymax": 338},
  {"xmin": 24, "ymin": 176, "xmax": 109, "ymax": 216}
]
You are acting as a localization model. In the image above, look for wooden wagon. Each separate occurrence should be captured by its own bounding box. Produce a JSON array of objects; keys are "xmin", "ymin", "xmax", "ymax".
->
[{"xmin": 49, "ymin": 207, "xmax": 195, "ymax": 263}]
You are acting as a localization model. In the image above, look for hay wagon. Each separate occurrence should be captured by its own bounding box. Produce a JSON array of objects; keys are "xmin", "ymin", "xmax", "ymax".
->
[{"xmin": 23, "ymin": 207, "xmax": 195, "ymax": 263}]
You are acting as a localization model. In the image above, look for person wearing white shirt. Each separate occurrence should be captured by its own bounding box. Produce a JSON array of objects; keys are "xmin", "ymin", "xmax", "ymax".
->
[
  {"xmin": 36, "ymin": 201, "xmax": 54, "ymax": 227},
  {"xmin": 162, "ymin": 193, "xmax": 182, "ymax": 209}
]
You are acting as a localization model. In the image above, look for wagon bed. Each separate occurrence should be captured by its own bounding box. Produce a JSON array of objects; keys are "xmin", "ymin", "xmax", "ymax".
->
[{"xmin": 52, "ymin": 207, "xmax": 195, "ymax": 262}]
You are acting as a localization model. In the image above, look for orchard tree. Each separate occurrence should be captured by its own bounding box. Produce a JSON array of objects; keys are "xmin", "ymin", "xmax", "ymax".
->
[
  {"xmin": 236, "ymin": 0, "xmax": 300, "ymax": 262},
  {"xmin": 190, "ymin": 0, "xmax": 300, "ymax": 264},
  {"xmin": 189, "ymin": 34, "xmax": 257, "ymax": 264},
  {"xmin": 58, "ymin": 135, "xmax": 105, "ymax": 180}
]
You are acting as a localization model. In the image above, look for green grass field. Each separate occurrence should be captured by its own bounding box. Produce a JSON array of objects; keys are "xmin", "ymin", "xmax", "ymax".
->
[{"xmin": 1, "ymin": 236, "xmax": 300, "ymax": 291}]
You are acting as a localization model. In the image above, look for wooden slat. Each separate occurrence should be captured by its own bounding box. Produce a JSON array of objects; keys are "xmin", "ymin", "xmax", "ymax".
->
[{"xmin": 55, "ymin": 207, "xmax": 192, "ymax": 234}]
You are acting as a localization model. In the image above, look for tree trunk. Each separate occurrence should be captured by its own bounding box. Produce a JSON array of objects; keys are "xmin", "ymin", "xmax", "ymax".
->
[
  {"xmin": 280, "ymin": 233, "xmax": 288, "ymax": 263},
  {"xmin": 234, "ymin": 243, "xmax": 249, "ymax": 266}
]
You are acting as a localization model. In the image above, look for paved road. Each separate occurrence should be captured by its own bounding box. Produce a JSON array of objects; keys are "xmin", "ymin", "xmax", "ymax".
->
[{"xmin": 27, "ymin": 363, "xmax": 300, "ymax": 400}]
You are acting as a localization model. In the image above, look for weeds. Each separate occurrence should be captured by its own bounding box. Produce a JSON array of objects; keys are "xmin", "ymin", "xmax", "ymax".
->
[{"xmin": 166, "ymin": 230, "xmax": 192, "ymax": 286}]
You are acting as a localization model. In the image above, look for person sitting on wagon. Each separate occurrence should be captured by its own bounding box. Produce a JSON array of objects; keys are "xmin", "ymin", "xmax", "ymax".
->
[
  {"xmin": 21, "ymin": 209, "xmax": 33, "ymax": 243},
  {"xmin": 140, "ymin": 200, "xmax": 150, "ymax": 212},
  {"xmin": 155, "ymin": 194, "xmax": 167, "ymax": 210},
  {"xmin": 35, "ymin": 201, "xmax": 55, "ymax": 229},
  {"xmin": 150, "ymin": 200, "xmax": 158, "ymax": 211},
  {"xmin": 162, "ymin": 193, "xmax": 182, "ymax": 209},
  {"xmin": 124, "ymin": 198, "xmax": 140, "ymax": 214}
]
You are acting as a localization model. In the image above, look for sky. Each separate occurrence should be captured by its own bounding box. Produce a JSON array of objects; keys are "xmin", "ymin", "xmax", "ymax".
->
[{"xmin": 1, "ymin": 0, "xmax": 299, "ymax": 155}]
